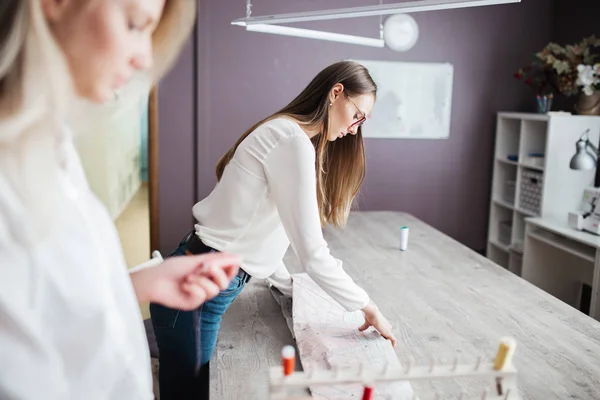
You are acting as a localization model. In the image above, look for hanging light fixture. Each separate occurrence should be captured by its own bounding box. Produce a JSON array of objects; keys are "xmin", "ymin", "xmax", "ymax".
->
[
  {"xmin": 232, "ymin": 0, "xmax": 521, "ymax": 26},
  {"xmin": 233, "ymin": 0, "xmax": 385, "ymax": 48},
  {"xmin": 245, "ymin": 24, "xmax": 385, "ymax": 47},
  {"xmin": 232, "ymin": 0, "xmax": 521, "ymax": 48}
]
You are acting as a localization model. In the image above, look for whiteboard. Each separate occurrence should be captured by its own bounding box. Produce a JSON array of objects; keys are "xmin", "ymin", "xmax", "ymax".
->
[{"xmin": 353, "ymin": 59, "xmax": 454, "ymax": 139}]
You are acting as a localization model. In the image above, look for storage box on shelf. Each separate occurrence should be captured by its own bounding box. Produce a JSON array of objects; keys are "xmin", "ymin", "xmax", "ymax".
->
[
  {"xmin": 487, "ymin": 112, "xmax": 600, "ymax": 273},
  {"xmin": 519, "ymin": 168, "xmax": 543, "ymax": 215}
]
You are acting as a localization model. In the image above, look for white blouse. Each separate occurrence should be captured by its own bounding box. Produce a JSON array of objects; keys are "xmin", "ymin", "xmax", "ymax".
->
[
  {"xmin": 0, "ymin": 130, "xmax": 153, "ymax": 399},
  {"xmin": 193, "ymin": 118, "xmax": 370, "ymax": 311}
]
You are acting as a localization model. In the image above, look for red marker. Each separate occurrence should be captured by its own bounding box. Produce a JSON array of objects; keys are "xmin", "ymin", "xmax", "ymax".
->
[
  {"xmin": 362, "ymin": 385, "xmax": 373, "ymax": 400},
  {"xmin": 282, "ymin": 345, "xmax": 295, "ymax": 376}
]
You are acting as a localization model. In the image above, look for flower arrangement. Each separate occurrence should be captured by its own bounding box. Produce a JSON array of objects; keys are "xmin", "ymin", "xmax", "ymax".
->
[
  {"xmin": 576, "ymin": 63, "xmax": 600, "ymax": 95},
  {"xmin": 513, "ymin": 60, "xmax": 555, "ymax": 95},
  {"xmin": 514, "ymin": 35, "xmax": 600, "ymax": 97}
]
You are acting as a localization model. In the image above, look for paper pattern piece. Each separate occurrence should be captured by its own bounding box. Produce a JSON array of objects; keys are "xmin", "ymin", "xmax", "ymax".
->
[
  {"xmin": 269, "ymin": 283, "xmax": 295, "ymax": 339},
  {"xmin": 291, "ymin": 273, "xmax": 414, "ymax": 399}
]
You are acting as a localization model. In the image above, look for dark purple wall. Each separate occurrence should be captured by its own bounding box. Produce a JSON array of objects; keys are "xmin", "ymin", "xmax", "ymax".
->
[
  {"xmin": 157, "ymin": 33, "xmax": 197, "ymax": 252},
  {"xmin": 158, "ymin": 0, "xmax": 559, "ymax": 252},
  {"xmin": 553, "ymin": 0, "xmax": 599, "ymax": 45},
  {"xmin": 192, "ymin": 0, "xmax": 553, "ymax": 251},
  {"xmin": 551, "ymin": 0, "xmax": 600, "ymax": 112}
]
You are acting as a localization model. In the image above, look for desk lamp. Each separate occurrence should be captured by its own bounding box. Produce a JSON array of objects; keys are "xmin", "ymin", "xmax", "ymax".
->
[
  {"xmin": 569, "ymin": 128, "xmax": 600, "ymax": 187},
  {"xmin": 568, "ymin": 128, "xmax": 600, "ymax": 234}
]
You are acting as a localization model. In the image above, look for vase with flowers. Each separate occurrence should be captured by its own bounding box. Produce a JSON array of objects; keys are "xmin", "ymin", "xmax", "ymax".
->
[
  {"xmin": 514, "ymin": 62, "xmax": 555, "ymax": 113},
  {"xmin": 575, "ymin": 63, "xmax": 600, "ymax": 115},
  {"xmin": 515, "ymin": 35, "xmax": 600, "ymax": 114}
]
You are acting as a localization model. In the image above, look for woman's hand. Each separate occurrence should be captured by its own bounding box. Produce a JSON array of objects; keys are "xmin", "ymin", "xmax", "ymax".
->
[
  {"xmin": 131, "ymin": 253, "xmax": 240, "ymax": 310},
  {"xmin": 360, "ymin": 301, "xmax": 397, "ymax": 347}
]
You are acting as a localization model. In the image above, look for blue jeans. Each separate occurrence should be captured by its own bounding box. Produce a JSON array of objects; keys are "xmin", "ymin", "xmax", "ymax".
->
[{"xmin": 150, "ymin": 233, "xmax": 248, "ymax": 400}]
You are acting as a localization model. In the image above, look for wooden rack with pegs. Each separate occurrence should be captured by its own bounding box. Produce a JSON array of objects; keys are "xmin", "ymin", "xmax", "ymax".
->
[{"xmin": 268, "ymin": 337, "xmax": 520, "ymax": 400}]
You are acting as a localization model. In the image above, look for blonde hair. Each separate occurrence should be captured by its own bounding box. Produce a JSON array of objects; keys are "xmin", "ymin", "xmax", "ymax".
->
[
  {"xmin": 216, "ymin": 61, "xmax": 376, "ymax": 228},
  {"xmin": 151, "ymin": 0, "xmax": 196, "ymax": 82},
  {"xmin": 0, "ymin": 0, "xmax": 195, "ymax": 239},
  {"xmin": 0, "ymin": 0, "xmax": 195, "ymax": 139}
]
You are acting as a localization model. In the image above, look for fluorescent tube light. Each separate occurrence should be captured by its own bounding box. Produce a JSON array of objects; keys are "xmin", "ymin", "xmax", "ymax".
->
[
  {"xmin": 231, "ymin": 0, "xmax": 521, "ymax": 26},
  {"xmin": 245, "ymin": 24, "xmax": 385, "ymax": 48}
]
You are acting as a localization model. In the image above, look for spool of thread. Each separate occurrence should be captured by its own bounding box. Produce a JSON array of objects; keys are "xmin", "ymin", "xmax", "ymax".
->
[
  {"xmin": 361, "ymin": 385, "xmax": 374, "ymax": 400},
  {"xmin": 400, "ymin": 226, "xmax": 409, "ymax": 251},
  {"xmin": 282, "ymin": 345, "xmax": 296, "ymax": 376},
  {"xmin": 493, "ymin": 337, "xmax": 517, "ymax": 370}
]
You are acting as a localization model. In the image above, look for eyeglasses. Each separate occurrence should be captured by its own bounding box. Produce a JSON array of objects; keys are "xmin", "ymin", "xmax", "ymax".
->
[{"xmin": 346, "ymin": 95, "xmax": 367, "ymax": 130}]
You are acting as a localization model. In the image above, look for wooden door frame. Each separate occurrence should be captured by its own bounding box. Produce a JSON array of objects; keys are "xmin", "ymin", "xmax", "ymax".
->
[{"xmin": 148, "ymin": 86, "xmax": 160, "ymax": 253}]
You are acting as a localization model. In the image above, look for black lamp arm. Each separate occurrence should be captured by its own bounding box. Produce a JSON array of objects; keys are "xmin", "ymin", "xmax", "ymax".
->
[
  {"xmin": 576, "ymin": 128, "xmax": 600, "ymax": 187},
  {"xmin": 587, "ymin": 140, "xmax": 599, "ymax": 156},
  {"xmin": 580, "ymin": 128, "xmax": 599, "ymax": 156}
]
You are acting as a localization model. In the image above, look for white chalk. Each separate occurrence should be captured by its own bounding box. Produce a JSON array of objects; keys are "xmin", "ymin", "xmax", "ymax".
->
[{"xmin": 128, "ymin": 250, "xmax": 164, "ymax": 273}]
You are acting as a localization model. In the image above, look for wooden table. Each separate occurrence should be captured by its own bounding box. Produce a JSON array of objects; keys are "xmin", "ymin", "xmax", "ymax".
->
[{"xmin": 210, "ymin": 211, "xmax": 600, "ymax": 399}]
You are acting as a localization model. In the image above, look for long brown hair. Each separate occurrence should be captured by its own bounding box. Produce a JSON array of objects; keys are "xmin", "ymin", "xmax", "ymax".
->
[{"xmin": 215, "ymin": 60, "xmax": 377, "ymax": 228}]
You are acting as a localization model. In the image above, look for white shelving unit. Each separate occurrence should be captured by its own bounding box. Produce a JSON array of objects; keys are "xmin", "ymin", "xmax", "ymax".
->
[{"xmin": 487, "ymin": 112, "xmax": 600, "ymax": 274}]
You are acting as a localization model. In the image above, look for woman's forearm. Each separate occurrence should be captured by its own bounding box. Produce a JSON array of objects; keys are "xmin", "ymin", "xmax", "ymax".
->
[{"xmin": 129, "ymin": 268, "xmax": 154, "ymax": 303}]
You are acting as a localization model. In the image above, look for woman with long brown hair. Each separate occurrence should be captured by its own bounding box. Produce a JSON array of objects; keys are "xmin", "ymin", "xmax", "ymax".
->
[
  {"xmin": 0, "ymin": 1, "xmax": 240, "ymax": 398},
  {"xmin": 151, "ymin": 60, "xmax": 397, "ymax": 399}
]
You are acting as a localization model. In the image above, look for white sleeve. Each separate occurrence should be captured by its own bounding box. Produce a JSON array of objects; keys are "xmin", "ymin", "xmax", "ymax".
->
[
  {"xmin": 0, "ymin": 242, "xmax": 69, "ymax": 400},
  {"xmin": 263, "ymin": 134, "xmax": 371, "ymax": 311},
  {"xmin": 265, "ymin": 261, "xmax": 293, "ymax": 297}
]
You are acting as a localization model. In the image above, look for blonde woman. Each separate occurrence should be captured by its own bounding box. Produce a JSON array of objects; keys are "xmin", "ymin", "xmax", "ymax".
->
[
  {"xmin": 151, "ymin": 60, "xmax": 398, "ymax": 399},
  {"xmin": 0, "ymin": 1, "xmax": 241, "ymax": 399}
]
